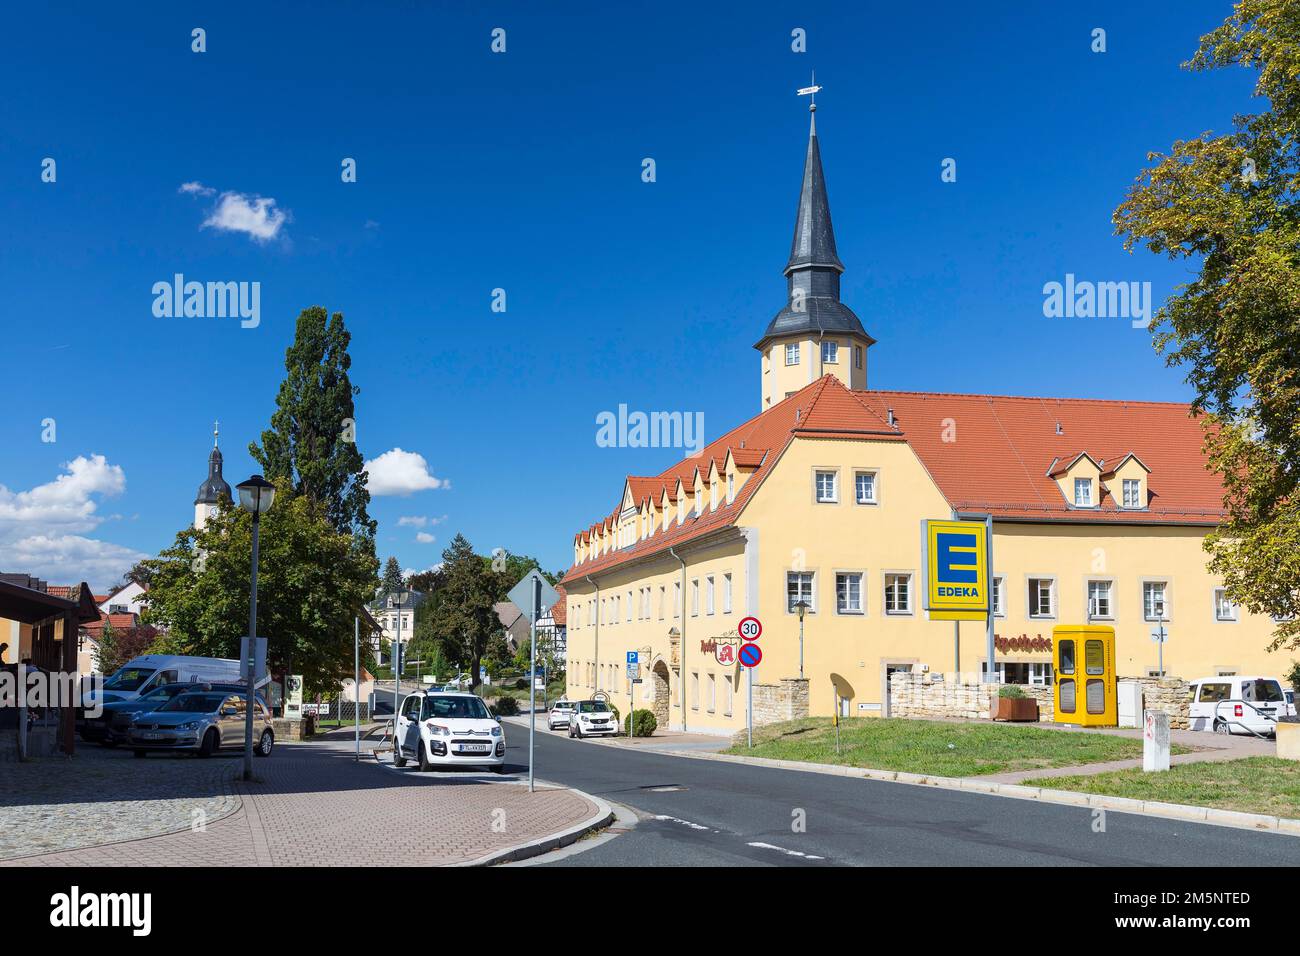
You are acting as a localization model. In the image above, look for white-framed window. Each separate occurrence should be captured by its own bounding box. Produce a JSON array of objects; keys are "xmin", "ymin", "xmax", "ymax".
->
[
  {"xmin": 727, "ymin": 473, "xmax": 735, "ymax": 504},
  {"xmin": 1214, "ymin": 588, "xmax": 1238, "ymax": 622},
  {"xmin": 707, "ymin": 673, "xmax": 716, "ymax": 712},
  {"xmin": 815, "ymin": 470, "xmax": 838, "ymax": 503},
  {"xmin": 690, "ymin": 671, "xmax": 699, "ymax": 710},
  {"xmin": 821, "ymin": 340, "xmax": 839, "ymax": 364},
  {"xmin": 1122, "ymin": 478, "xmax": 1142, "ymax": 508},
  {"xmin": 983, "ymin": 661, "xmax": 1054, "ymax": 686},
  {"xmin": 626, "ymin": 591, "xmax": 632, "ymax": 623},
  {"xmin": 1073, "ymin": 478, "xmax": 1093, "ymax": 507},
  {"xmin": 710, "ymin": 482, "xmax": 718, "ymax": 511},
  {"xmin": 884, "ymin": 573, "xmax": 912, "ymax": 615},
  {"xmin": 854, "ymin": 345, "xmax": 863, "ymax": 369},
  {"xmin": 658, "ymin": 585, "xmax": 666, "ymax": 620},
  {"xmin": 991, "ymin": 575, "xmax": 1006, "ymax": 616},
  {"xmin": 706, "ymin": 576, "xmax": 715, "ymax": 615},
  {"xmin": 691, "ymin": 579, "xmax": 699, "ymax": 617},
  {"xmin": 785, "ymin": 343, "xmax": 800, "ymax": 366},
  {"xmin": 787, "ymin": 572, "xmax": 815, "ymax": 613},
  {"xmin": 1087, "ymin": 579, "xmax": 1113, "ymax": 619},
  {"xmin": 854, "ymin": 471, "xmax": 877, "ymax": 504},
  {"xmin": 723, "ymin": 573, "xmax": 733, "ymax": 614},
  {"xmin": 1028, "ymin": 577, "xmax": 1054, "ymax": 618},
  {"xmin": 674, "ymin": 582, "xmax": 681, "ymax": 618},
  {"xmin": 1143, "ymin": 581, "xmax": 1168, "ymax": 622},
  {"xmin": 836, "ymin": 573, "xmax": 864, "ymax": 614},
  {"xmin": 723, "ymin": 675, "xmax": 734, "ymax": 716}
]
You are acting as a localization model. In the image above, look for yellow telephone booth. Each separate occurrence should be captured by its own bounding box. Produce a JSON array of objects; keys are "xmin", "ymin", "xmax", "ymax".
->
[{"xmin": 1052, "ymin": 625, "xmax": 1117, "ymax": 727}]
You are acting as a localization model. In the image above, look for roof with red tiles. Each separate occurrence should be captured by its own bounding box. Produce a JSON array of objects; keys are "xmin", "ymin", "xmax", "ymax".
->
[
  {"xmin": 550, "ymin": 584, "xmax": 567, "ymax": 625},
  {"xmin": 563, "ymin": 376, "xmax": 1226, "ymax": 581},
  {"xmin": 851, "ymin": 387, "xmax": 1223, "ymax": 523}
]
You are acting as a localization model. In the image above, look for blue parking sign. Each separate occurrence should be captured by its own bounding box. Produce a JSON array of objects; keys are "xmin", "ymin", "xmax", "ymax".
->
[{"xmin": 626, "ymin": 651, "xmax": 638, "ymax": 664}]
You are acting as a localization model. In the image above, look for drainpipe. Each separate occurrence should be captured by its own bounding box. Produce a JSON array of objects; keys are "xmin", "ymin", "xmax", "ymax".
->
[
  {"xmin": 584, "ymin": 574, "xmax": 599, "ymax": 693},
  {"xmin": 669, "ymin": 546, "xmax": 687, "ymax": 733}
]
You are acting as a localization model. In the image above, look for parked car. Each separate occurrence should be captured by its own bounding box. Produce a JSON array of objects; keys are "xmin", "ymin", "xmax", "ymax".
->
[
  {"xmin": 84, "ymin": 681, "xmax": 267, "ymax": 746},
  {"xmin": 393, "ymin": 691, "xmax": 506, "ymax": 772},
  {"xmin": 1287, "ymin": 690, "xmax": 1296, "ymax": 717},
  {"xmin": 129, "ymin": 691, "xmax": 274, "ymax": 758},
  {"xmin": 548, "ymin": 699, "xmax": 576, "ymax": 730},
  {"xmin": 1188, "ymin": 676, "xmax": 1287, "ymax": 736},
  {"xmin": 84, "ymin": 654, "xmax": 242, "ymax": 710},
  {"xmin": 568, "ymin": 699, "xmax": 617, "ymax": 738}
]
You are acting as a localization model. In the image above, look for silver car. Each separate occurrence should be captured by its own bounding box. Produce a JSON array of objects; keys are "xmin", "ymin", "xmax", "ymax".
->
[{"xmin": 129, "ymin": 691, "xmax": 275, "ymax": 758}]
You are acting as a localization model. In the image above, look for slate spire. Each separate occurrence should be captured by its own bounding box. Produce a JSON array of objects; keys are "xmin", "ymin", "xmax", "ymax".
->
[{"xmin": 785, "ymin": 105, "xmax": 844, "ymax": 276}]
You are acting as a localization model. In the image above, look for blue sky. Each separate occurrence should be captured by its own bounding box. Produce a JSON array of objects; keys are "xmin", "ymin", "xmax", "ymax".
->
[{"xmin": 0, "ymin": 1, "xmax": 1256, "ymax": 589}]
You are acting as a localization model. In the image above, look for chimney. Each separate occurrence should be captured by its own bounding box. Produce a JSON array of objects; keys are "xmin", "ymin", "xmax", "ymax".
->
[{"xmin": 887, "ymin": 407, "xmax": 896, "ymax": 427}]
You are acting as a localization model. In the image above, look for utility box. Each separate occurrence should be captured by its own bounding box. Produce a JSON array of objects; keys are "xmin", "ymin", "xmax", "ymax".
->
[
  {"xmin": 1143, "ymin": 710, "xmax": 1171, "ymax": 772},
  {"xmin": 1117, "ymin": 680, "xmax": 1142, "ymax": 728},
  {"xmin": 1052, "ymin": 625, "xmax": 1117, "ymax": 727}
]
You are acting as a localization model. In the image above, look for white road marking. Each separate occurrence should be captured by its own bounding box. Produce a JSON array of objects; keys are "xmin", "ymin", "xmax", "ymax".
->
[
  {"xmin": 747, "ymin": 841, "xmax": 825, "ymax": 860},
  {"xmin": 654, "ymin": 814, "xmax": 714, "ymax": 831}
]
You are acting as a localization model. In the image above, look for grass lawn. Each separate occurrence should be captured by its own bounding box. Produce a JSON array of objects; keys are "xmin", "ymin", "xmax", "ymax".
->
[
  {"xmin": 724, "ymin": 717, "xmax": 1189, "ymax": 777},
  {"xmin": 1024, "ymin": 757, "xmax": 1300, "ymax": 818}
]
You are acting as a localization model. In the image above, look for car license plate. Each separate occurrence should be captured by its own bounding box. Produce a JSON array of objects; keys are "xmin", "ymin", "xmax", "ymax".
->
[
  {"xmin": 457, "ymin": 744, "xmax": 489, "ymax": 753},
  {"xmin": 143, "ymin": 732, "xmax": 164, "ymax": 740}
]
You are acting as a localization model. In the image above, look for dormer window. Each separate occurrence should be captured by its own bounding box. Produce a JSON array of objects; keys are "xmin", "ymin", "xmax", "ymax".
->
[
  {"xmin": 710, "ymin": 481, "xmax": 718, "ymax": 512},
  {"xmin": 727, "ymin": 473, "xmax": 735, "ymax": 504},
  {"xmin": 1122, "ymin": 478, "xmax": 1142, "ymax": 508},
  {"xmin": 1073, "ymin": 478, "xmax": 1093, "ymax": 507}
]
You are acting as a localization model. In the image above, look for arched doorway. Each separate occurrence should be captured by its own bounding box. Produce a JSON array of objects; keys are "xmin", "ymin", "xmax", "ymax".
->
[{"xmin": 651, "ymin": 660, "xmax": 671, "ymax": 726}]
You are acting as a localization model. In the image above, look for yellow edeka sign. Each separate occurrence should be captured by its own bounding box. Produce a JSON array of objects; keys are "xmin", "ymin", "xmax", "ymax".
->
[{"xmin": 921, "ymin": 519, "xmax": 989, "ymax": 622}]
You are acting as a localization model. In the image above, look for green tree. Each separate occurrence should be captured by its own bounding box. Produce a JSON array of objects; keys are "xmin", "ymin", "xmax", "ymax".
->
[
  {"xmin": 1114, "ymin": 0, "xmax": 1300, "ymax": 649},
  {"xmin": 139, "ymin": 485, "xmax": 380, "ymax": 696},
  {"xmin": 94, "ymin": 622, "xmax": 161, "ymax": 675},
  {"xmin": 381, "ymin": 556, "xmax": 405, "ymax": 597},
  {"xmin": 250, "ymin": 306, "xmax": 377, "ymax": 540},
  {"xmin": 426, "ymin": 534, "xmax": 499, "ymax": 691}
]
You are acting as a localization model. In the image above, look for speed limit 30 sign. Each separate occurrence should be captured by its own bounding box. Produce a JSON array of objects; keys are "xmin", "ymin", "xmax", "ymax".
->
[{"xmin": 738, "ymin": 616, "xmax": 762, "ymax": 642}]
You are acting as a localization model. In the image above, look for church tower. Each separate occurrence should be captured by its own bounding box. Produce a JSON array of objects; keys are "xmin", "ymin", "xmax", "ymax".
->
[
  {"xmin": 755, "ymin": 92, "xmax": 875, "ymax": 408},
  {"xmin": 194, "ymin": 421, "xmax": 232, "ymax": 528}
]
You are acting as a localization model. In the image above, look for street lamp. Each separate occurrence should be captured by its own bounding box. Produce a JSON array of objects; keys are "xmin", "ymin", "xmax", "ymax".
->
[
  {"xmin": 794, "ymin": 600, "xmax": 809, "ymax": 679},
  {"xmin": 235, "ymin": 474, "xmax": 276, "ymax": 782},
  {"xmin": 389, "ymin": 586, "xmax": 409, "ymax": 754}
]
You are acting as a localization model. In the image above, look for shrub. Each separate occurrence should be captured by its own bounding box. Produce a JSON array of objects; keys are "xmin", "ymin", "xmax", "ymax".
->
[
  {"xmin": 513, "ymin": 678, "xmax": 529, "ymax": 691},
  {"xmin": 624, "ymin": 708, "xmax": 657, "ymax": 737},
  {"xmin": 998, "ymin": 684, "xmax": 1026, "ymax": 699},
  {"xmin": 493, "ymin": 696, "xmax": 520, "ymax": 716}
]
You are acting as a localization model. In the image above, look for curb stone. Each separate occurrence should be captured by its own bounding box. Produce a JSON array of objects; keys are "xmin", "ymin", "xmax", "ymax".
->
[
  {"xmin": 651, "ymin": 747, "xmax": 1300, "ymax": 837},
  {"xmin": 453, "ymin": 791, "xmax": 615, "ymax": 867}
]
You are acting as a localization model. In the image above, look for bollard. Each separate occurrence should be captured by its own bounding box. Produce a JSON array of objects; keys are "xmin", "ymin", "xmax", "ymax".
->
[{"xmin": 1142, "ymin": 709, "xmax": 1170, "ymax": 772}]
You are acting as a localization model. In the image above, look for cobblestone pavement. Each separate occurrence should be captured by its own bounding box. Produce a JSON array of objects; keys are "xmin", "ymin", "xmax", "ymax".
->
[
  {"xmin": 0, "ymin": 745, "xmax": 240, "ymax": 861},
  {"xmin": 2, "ymin": 736, "xmax": 601, "ymax": 866}
]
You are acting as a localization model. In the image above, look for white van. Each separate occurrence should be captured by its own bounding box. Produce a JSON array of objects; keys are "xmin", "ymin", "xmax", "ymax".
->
[
  {"xmin": 86, "ymin": 655, "xmax": 242, "ymax": 707},
  {"xmin": 1188, "ymin": 676, "xmax": 1287, "ymax": 737}
]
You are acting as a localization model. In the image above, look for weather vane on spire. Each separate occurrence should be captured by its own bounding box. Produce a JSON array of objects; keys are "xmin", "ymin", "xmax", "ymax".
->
[
  {"xmin": 213, "ymin": 419, "xmax": 220, "ymax": 448},
  {"xmin": 797, "ymin": 71, "xmax": 822, "ymax": 112}
]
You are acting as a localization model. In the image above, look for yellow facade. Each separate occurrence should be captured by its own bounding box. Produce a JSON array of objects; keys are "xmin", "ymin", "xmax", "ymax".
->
[
  {"xmin": 761, "ymin": 335, "xmax": 868, "ymax": 410},
  {"xmin": 563, "ymin": 431, "xmax": 1285, "ymax": 735}
]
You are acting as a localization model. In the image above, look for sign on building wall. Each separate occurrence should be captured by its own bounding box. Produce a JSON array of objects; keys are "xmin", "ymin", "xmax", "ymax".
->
[{"xmin": 921, "ymin": 519, "xmax": 989, "ymax": 621}]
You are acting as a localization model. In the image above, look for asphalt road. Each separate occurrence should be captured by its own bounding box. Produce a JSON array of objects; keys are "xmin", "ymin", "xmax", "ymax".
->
[{"xmin": 502, "ymin": 725, "xmax": 1300, "ymax": 867}]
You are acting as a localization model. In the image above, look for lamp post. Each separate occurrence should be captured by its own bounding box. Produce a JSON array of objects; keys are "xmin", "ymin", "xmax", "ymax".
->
[
  {"xmin": 389, "ymin": 587, "xmax": 409, "ymax": 753},
  {"xmin": 794, "ymin": 600, "xmax": 809, "ymax": 680},
  {"xmin": 236, "ymin": 474, "xmax": 276, "ymax": 782}
]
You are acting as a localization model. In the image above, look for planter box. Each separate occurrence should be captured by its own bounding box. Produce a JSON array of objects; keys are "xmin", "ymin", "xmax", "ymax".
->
[{"xmin": 991, "ymin": 697, "xmax": 1040, "ymax": 722}]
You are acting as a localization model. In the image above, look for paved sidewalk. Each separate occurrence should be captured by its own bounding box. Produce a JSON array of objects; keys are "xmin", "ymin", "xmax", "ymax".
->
[{"xmin": 2, "ymin": 736, "xmax": 604, "ymax": 866}]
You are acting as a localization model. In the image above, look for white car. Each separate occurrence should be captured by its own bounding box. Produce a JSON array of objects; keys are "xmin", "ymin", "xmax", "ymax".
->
[
  {"xmin": 394, "ymin": 691, "xmax": 506, "ymax": 772},
  {"xmin": 548, "ymin": 700, "xmax": 576, "ymax": 730},
  {"xmin": 568, "ymin": 699, "xmax": 618, "ymax": 738},
  {"xmin": 1188, "ymin": 676, "xmax": 1288, "ymax": 736}
]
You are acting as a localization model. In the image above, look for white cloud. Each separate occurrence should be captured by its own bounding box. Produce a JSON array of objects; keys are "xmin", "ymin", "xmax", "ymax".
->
[
  {"xmin": 179, "ymin": 181, "xmax": 216, "ymax": 196},
  {"xmin": 201, "ymin": 191, "xmax": 289, "ymax": 242},
  {"xmin": 397, "ymin": 514, "xmax": 447, "ymax": 528},
  {"xmin": 415, "ymin": 532, "xmax": 436, "ymax": 544},
  {"xmin": 364, "ymin": 449, "xmax": 448, "ymax": 496},
  {"xmin": 0, "ymin": 455, "xmax": 144, "ymax": 590}
]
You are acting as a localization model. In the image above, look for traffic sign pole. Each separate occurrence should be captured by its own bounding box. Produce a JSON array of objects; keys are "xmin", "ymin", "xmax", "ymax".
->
[
  {"xmin": 747, "ymin": 663, "xmax": 753, "ymax": 748},
  {"xmin": 529, "ymin": 576, "xmax": 538, "ymax": 793}
]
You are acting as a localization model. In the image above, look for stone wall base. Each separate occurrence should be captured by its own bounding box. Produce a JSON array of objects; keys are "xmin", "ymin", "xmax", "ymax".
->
[{"xmin": 752, "ymin": 678, "xmax": 810, "ymax": 727}]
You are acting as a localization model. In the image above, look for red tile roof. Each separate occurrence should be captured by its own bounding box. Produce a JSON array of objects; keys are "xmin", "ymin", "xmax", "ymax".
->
[
  {"xmin": 564, "ymin": 376, "xmax": 1227, "ymax": 580},
  {"xmin": 550, "ymin": 584, "xmax": 567, "ymax": 626}
]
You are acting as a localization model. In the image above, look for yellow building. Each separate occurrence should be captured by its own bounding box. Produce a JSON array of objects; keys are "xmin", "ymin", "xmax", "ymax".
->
[{"xmin": 560, "ymin": 106, "xmax": 1285, "ymax": 734}]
